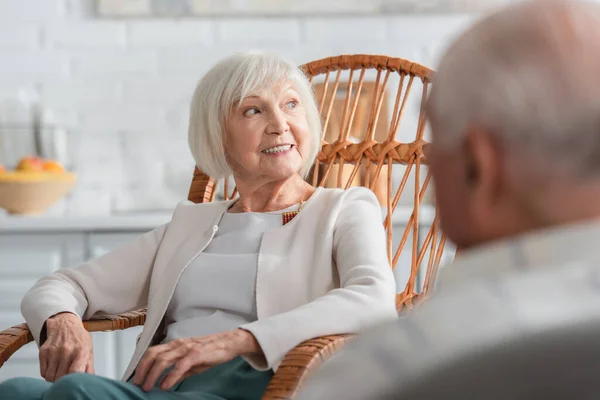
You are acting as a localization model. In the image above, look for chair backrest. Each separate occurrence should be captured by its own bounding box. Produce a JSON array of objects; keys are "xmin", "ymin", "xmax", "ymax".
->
[{"xmin": 187, "ymin": 54, "xmax": 448, "ymax": 311}]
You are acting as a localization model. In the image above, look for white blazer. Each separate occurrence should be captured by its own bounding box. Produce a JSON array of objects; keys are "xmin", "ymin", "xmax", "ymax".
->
[{"xmin": 21, "ymin": 187, "xmax": 397, "ymax": 380}]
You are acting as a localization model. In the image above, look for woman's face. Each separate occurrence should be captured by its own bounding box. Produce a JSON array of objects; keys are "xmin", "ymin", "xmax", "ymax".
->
[{"xmin": 224, "ymin": 81, "xmax": 311, "ymax": 183}]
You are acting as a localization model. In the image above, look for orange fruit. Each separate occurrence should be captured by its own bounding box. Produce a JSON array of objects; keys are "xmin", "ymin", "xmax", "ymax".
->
[
  {"xmin": 16, "ymin": 157, "xmax": 44, "ymax": 172},
  {"xmin": 42, "ymin": 160, "xmax": 65, "ymax": 173}
]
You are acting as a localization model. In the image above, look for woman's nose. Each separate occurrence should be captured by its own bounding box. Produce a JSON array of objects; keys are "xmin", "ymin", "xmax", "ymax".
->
[{"xmin": 266, "ymin": 110, "xmax": 289, "ymax": 135}]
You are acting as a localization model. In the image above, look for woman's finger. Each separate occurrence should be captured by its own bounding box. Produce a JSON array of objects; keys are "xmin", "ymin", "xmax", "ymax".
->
[
  {"xmin": 86, "ymin": 352, "xmax": 95, "ymax": 374},
  {"xmin": 133, "ymin": 344, "xmax": 167, "ymax": 385},
  {"xmin": 44, "ymin": 349, "xmax": 60, "ymax": 382},
  {"xmin": 159, "ymin": 358, "xmax": 194, "ymax": 390},
  {"xmin": 53, "ymin": 349, "xmax": 75, "ymax": 381},
  {"xmin": 68, "ymin": 353, "xmax": 88, "ymax": 374},
  {"xmin": 39, "ymin": 346, "xmax": 49, "ymax": 378},
  {"xmin": 160, "ymin": 357, "xmax": 206, "ymax": 391},
  {"xmin": 142, "ymin": 346, "xmax": 188, "ymax": 392}
]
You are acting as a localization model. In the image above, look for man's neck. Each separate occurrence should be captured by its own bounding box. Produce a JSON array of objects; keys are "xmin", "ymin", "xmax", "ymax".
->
[{"xmin": 530, "ymin": 182, "xmax": 600, "ymax": 228}]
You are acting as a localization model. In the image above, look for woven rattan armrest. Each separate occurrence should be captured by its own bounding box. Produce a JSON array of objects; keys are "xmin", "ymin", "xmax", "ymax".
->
[
  {"xmin": 0, "ymin": 309, "xmax": 147, "ymax": 369},
  {"xmin": 0, "ymin": 323, "xmax": 34, "ymax": 369},
  {"xmin": 262, "ymin": 334, "xmax": 353, "ymax": 399}
]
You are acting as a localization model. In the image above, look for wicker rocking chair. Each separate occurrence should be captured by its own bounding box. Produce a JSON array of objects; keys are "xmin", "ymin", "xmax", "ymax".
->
[{"xmin": 0, "ymin": 54, "xmax": 449, "ymax": 399}]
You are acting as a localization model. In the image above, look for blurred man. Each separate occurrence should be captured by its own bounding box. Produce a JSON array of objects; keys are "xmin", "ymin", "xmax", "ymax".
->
[{"xmin": 297, "ymin": 0, "xmax": 600, "ymax": 398}]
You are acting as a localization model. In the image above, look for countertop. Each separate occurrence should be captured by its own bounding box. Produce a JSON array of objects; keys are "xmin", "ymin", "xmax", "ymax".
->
[
  {"xmin": 0, "ymin": 212, "xmax": 174, "ymax": 233},
  {"xmin": 0, "ymin": 205, "xmax": 436, "ymax": 233}
]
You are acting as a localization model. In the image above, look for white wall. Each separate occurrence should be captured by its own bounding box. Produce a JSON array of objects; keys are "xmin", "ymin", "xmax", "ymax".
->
[{"xmin": 0, "ymin": 0, "xmax": 473, "ymax": 215}]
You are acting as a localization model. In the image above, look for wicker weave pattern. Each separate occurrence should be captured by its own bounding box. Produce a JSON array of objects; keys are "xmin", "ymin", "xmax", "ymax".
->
[
  {"xmin": 0, "ymin": 54, "xmax": 442, "ymax": 400},
  {"xmin": 0, "ymin": 324, "xmax": 33, "ymax": 369},
  {"xmin": 262, "ymin": 335, "xmax": 352, "ymax": 399}
]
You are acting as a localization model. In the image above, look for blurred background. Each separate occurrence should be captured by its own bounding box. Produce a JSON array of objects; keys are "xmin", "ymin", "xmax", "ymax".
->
[{"xmin": 0, "ymin": 0, "xmax": 482, "ymax": 216}]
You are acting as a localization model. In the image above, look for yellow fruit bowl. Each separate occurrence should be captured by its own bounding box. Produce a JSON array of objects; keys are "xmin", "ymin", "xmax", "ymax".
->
[{"xmin": 0, "ymin": 171, "xmax": 76, "ymax": 215}]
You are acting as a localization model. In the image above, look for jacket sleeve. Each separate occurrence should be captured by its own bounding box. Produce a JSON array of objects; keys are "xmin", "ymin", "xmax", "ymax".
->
[
  {"xmin": 20, "ymin": 223, "xmax": 169, "ymax": 346},
  {"xmin": 240, "ymin": 187, "xmax": 398, "ymax": 370}
]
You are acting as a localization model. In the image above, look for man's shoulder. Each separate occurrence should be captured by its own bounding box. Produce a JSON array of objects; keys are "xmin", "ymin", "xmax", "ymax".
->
[{"xmin": 407, "ymin": 257, "xmax": 600, "ymax": 361}]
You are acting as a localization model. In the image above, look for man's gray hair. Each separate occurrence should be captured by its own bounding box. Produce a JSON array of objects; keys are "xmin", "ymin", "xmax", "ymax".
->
[
  {"xmin": 427, "ymin": 0, "xmax": 600, "ymax": 178},
  {"xmin": 188, "ymin": 51, "xmax": 322, "ymax": 179}
]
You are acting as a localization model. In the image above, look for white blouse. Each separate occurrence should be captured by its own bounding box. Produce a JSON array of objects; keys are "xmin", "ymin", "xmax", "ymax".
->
[{"xmin": 162, "ymin": 205, "xmax": 297, "ymax": 343}]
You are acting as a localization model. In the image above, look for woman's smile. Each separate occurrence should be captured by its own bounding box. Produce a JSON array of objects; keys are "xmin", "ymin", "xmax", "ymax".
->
[{"xmin": 261, "ymin": 144, "xmax": 295, "ymax": 155}]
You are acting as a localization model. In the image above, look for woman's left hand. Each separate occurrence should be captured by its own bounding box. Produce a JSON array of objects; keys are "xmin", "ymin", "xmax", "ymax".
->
[{"xmin": 133, "ymin": 329, "xmax": 261, "ymax": 392}]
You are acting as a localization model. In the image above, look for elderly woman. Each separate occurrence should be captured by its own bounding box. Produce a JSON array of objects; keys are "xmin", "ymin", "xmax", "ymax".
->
[{"xmin": 0, "ymin": 52, "xmax": 397, "ymax": 400}]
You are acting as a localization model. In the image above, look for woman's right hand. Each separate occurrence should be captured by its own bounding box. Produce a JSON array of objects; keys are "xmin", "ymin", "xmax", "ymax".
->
[{"xmin": 39, "ymin": 312, "xmax": 95, "ymax": 382}]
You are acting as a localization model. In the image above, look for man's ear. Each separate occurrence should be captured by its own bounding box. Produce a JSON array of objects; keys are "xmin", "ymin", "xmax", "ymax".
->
[{"xmin": 464, "ymin": 128, "xmax": 503, "ymax": 205}]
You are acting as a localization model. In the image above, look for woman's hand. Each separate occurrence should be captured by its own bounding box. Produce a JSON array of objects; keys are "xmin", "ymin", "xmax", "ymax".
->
[
  {"xmin": 133, "ymin": 328, "xmax": 261, "ymax": 392},
  {"xmin": 39, "ymin": 312, "xmax": 95, "ymax": 382}
]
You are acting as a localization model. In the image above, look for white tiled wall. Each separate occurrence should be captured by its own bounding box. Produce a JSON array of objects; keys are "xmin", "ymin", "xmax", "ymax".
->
[{"xmin": 0, "ymin": 0, "xmax": 474, "ymax": 215}]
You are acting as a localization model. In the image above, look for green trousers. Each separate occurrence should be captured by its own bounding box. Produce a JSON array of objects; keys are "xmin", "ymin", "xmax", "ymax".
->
[{"xmin": 0, "ymin": 357, "xmax": 272, "ymax": 400}]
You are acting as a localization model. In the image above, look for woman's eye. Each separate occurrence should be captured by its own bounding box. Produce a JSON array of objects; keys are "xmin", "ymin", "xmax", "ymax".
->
[
  {"xmin": 244, "ymin": 107, "xmax": 259, "ymax": 116},
  {"xmin": 285, "ymin": 100, "xmax": 298, "ymax": 110}
]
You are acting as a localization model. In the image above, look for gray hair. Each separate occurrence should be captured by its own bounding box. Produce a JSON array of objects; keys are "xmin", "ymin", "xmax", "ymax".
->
[
  {"xmin": 426, "ymin": 0, "xmax": 600, "ymax": 178},
  {"xmin": 188, "ymin": 51, "xmax": 322, "ymax": 179}
]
